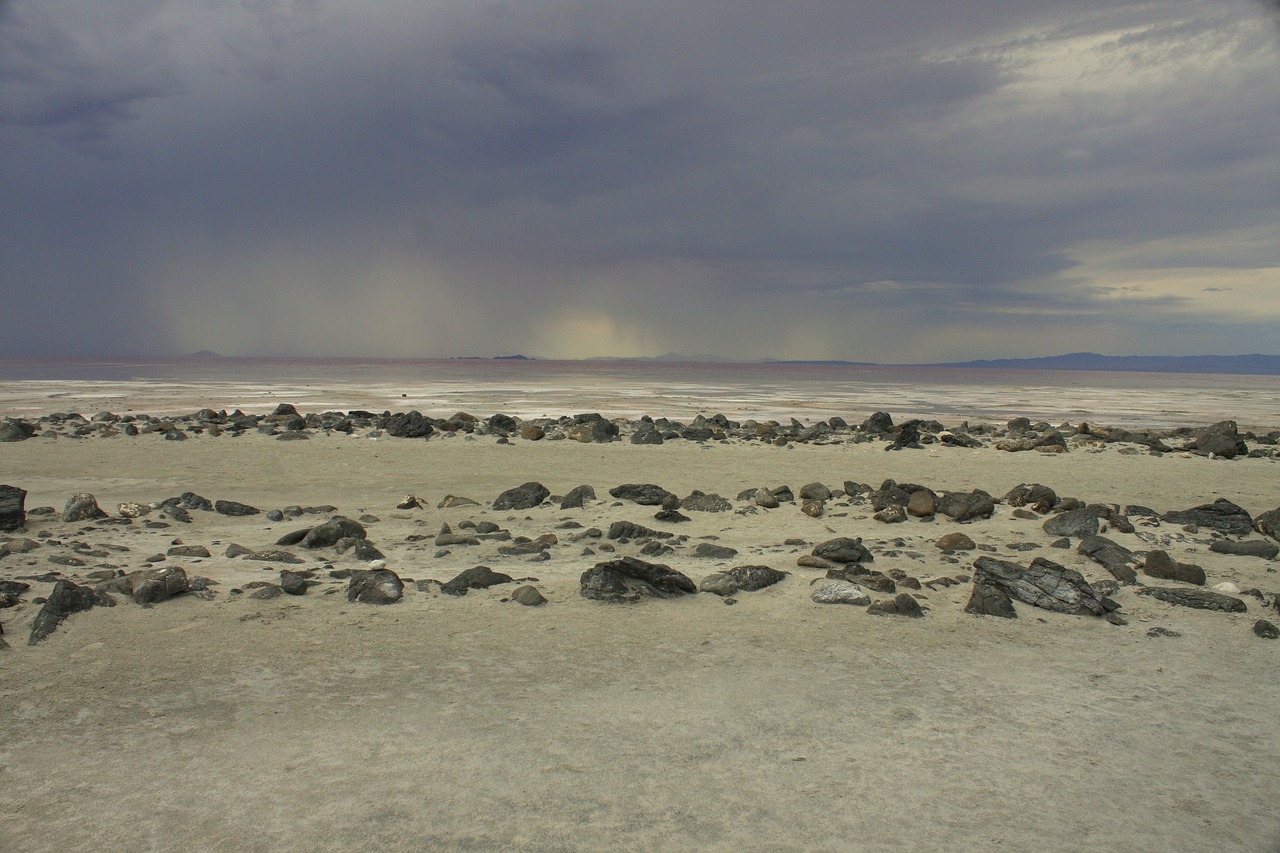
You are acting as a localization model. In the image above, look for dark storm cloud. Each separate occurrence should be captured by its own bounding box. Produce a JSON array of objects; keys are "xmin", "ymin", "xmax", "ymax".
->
[{"xmin": 1, "ymin": 0, "xmax": 1278, "ymax": 359}]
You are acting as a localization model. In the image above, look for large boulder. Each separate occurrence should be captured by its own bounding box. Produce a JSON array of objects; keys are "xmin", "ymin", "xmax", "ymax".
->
[
  {"xmin": 102, "ymin": 566, "xmax": 191, "ymax": 604},
  {"xmin": 972, "ymin": 556, "xmax": 1115, "ymax": 616},
  {"xmin": 0, "ymin": 419, "xmax": 37, "ymax": 442},
  {"xmin": 1161, "ymin": 499, "xmax": 1253, "ymax": 535},
  {"xmin": 560, "ymin": 485, "xmax": 597, "ymax": 509},
  {"xmin": 964, "ymin": 583, "xmax": 1018, "ymax": 618},
  {"xmin": 383, "ymin": 411, "xmax": 434, "ymax": 439},
  {"xmin": 493, "ymin": 482, "xmax": 550, "ymax": 511},
  {"xmin": 346, "ymin": 569, "xmax": 404, "ymax": 604},
  {"xmin": 1142, "ymin": 551, "xmax": 1206, "ymax": 586},
  {"xmin": 301, "ymin": 516, "xmax": 367, "ymax": 548},
  {"xmin": 29, "ymin": 580, "xmax": 112, "ymax": 644},
  {"xmin": 1185, "ymin": 420, "xmax": 1247, "ymax": 459},
  {"xmin": 812, "ymin": 537, "xmax": 873, "ymax": 564},
  {"xmin": 0, "ymin": 485, "xmax": 27, "ymax": 532},
  {"xmin": 1042, "ymin": 508, "xmax": 1100, "ymax": 539},
  {"xmin": 935, "ymin": 490, "xmax": 996, "ymax": 523},
  {"xmin": 579, "ymin": 556, "xmax": 695, "ymax": 603},
  {"xmin": 62, "ymin": 492, "xmax": 108, "ymax": 523}
]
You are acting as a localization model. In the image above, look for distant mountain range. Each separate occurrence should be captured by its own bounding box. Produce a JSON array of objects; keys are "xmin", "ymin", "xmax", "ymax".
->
[{"xmin": 751, "ymin": 352, "xmax": 1280, "ymax": 375}]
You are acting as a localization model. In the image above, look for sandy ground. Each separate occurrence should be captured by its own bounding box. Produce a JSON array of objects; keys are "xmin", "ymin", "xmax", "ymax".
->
[{"xmin": 2, "ymin": 431, "xmax": 1279, "ymax": 852}]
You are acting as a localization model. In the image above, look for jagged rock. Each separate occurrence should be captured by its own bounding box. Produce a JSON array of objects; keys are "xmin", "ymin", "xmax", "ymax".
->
[
  {"xmin": 1186, "ymin": 420, "xmax": 1247, "ymax": 458},
  {"xmin": 812, "ymin": 537, "xmax": 873, "ymax": 564},
  {"xmin": 862, "ymin": 411, "xmax": 894, "ymax": 435},
  {"xmin": 384, "ymin": 411, "xmax": 434, "ymax": 439},
  {"xmin": 29, "ymin": 579, "xmax": 112, "ymax": 644},
  {"xmin": 873, "ymin": 505, "xmax": 906, "ymax": 524},
  {"xmin": 396, "ymin": 495, "xmax": 422, "ymax": 510},
  {"xmin": 493, "ymin": 482, "xmax": 550, "ymax": 511},
  {"xmin": 441, "ymin": 566, "xmax": 515, "ymax": 596},
  {"xmin": 215, "ymin": 499, "xmax": 260, "ymax": 517},
  {"xmin": 560, "ymin": 485, "xmax": 597, "ymax": 509},
  {"xmin": 62, "ymin": 493, "xmax": 108, "ymax": 523},
  {"xmin": 722, "ymin": 564, "xmax": 786, "ymax": 591},
  {"xmin": 346, "ymin": 569, "xmax": 404, "ymax": 604},
  {"xmin": 0, "ymin": 485, "xmax": 27, "ymax": 531},
  {"xmin": 511, "ymin": 585, "xmax": 547, "ymax": 606},
  {"xmin": 692, "ymin": 542, "xmax": 738, "ymax": 559},
  {"xmin": 936, "ymin": 491, "xmax": 995, "ymax": 523},
  {"xmin": 335, "ymin": 537, "xmax": 385, "ymax": 561},
  {"xmin": 0, "ymin": 579, "xmax": 31, "ymax": 608},
  {"xmin": 117, "ymin": 502, "xmax": 152, "ymax": 519},
  {"xmin": 810, "ymin": 580, "xmax": 871, "ymax": 605},
  {"xmin": 964, "ymin": 582, "xmax": 1017, "ymax": 618},
  {"xmin": 1161, "ymin": 499, "xmax": 1253, "ymax": 536},
  {"xmin": 567, "ymin": 419, "xmax": 618, "ymax": 443},
  {"xmin": 1042, "ymin": 508, "xmax": 1100, "ymax": 539},
  {"xmin": 0, "ymin": 419, "xmax": 37, "ymax": 442},
  {"xmin": 301, "ymin": 517, "xmax": 367, "ymax": 548},
  {"xmin": 437, "ymin": 495, "xmax": 481, "ymax": 509},
  {"xmin": 607, "ymin": 520, "xmax": 672, "ymax": 541},
  {"xmin": 867, "ymin": 593, "xmax": 924, "ymax": 617},
  {"xmin": 630, "ymin": 423, "xmax": 664, "ymax": 445},
  {"xmin": 1004, "ymin": 484, "xmax": 1058, "ymax": 514},
  {"xmin": 972, "ymin": 556, "xmax": 1115, "ymax": 616},
  {"xmin": 608, "ymin": 483, "xmax": 674, "ymax": 506},
  {"xmin": 1209, "ymin": 539, "xmax": 1279, "ymax": 560},
  {"xmin": 579, "ymin": 556, "xmax": 696, "ymax": 602},
  {"xmin": 1077, "ymin": 536, "xmax": 1139, "ymax": 584},
  {"xmin": 1143, "ymin": 551, "xmax": 1206, "ymax": 586},
  {"xmin": 935, "ymin": 532, "xmax": 975, "ymax": 551},
  {"xmin": 681, "ymin": 492, "xmax": 732, "ymax": 513},
  {"xmin": 1135, "ymin": 586, "xmax": 1245, "ymax": 612}
]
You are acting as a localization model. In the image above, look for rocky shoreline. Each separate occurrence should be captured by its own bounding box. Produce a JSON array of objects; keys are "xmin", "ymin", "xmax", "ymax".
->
[{"xmin": 3, "ymin": 404, "xmax": 1278, "ymax": 651}]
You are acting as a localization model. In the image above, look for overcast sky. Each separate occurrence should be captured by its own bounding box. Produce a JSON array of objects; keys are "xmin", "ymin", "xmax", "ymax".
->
[{"xmin": 3, "ymin": 1, "xmax": 1279, "ymax": 360}]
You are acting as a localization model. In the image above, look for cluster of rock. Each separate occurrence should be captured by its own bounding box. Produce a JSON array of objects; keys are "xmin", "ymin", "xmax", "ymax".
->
[
  {"xmin": 4, "ymin": 465, "xmax": 1280, "ymax": 648},
  {"xmin": 4, "ymin": 407, "xmax": 1278, "ymax": 458}
]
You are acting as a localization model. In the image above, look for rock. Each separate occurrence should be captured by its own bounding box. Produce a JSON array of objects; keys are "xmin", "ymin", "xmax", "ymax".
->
[
  {"xmin": 873, "ymin": 504, "xmax": 906, "ymax": 524},
  {"xmin": 117, "ymin": 502, "xmax": 152, "ymax": 519},
  {"xmin": 441, "ymin": 566, "xmax": 515, "ymax": 596},
  {"xmin": 799, "ymin": 482, "xmax": 832, "ymax": 502},
  {"xmin": 680, "ymin": 492, "xmax": 732, "ymax": 513},
  {"xmin": 1254, "ymin": 508, "xmax": 1280, "ymax": 541},
  {"xmin": 567, "ymin": 419, "xmax": 618, "ymax": 443},
  {"xmin": 280, "ymin": 570, "xmax": 311, "ymax": 595},
  {"xmin": 1209, "ymin": 539, "xmax": 1279, "ymax": 559},
  {"xmin": 1186, "ymin": 420, "xmax": 1247, "ymax": 458},
  {"xmin": 1143, "ymin": 550, "xmax": 1206, "ymax": 586},
  {"xmin": 722, "ymin": 564, "xmax": 786, "ymax": 591},
  {"xmin": 972, "ymin": 556, "xmax": 1115, "ymax": 616},
  {"xmin": 906, "ymin": 490, "xmax": 937, "ymax": 517},
  {"xmin": 935, "ymin": 490, "xmax": 995, "ymax": 523},
  {"xmin": 122, "ymin": 566, "xmax": 190, "ymax": 604},
  {"xmin": 699, "ymin": 573, "xmax": 740, "ymax": 596},
  {"xmin": 301, "ymin": 517, "xmax": 367, "ymax": 548},
  {"xmin": 1146, "ymin": 626, "xmax": 1182, "ymax": 638},
  {"xmin": 861, "ymin": 411, "xmax": 894, "ymax": 435},
  {"xmin": 579, "ymin": 556, "xmax": 696, "ymax": 602},
  {"xmin": 346, "ymin": 569, "xmax": 404, "ymax": 604},
  {"xmin": 753, "ymin": 488, "xmax": 781, "ymax": 509},
  {"xmin": 797, "ymin": 499, "xmax": 822, "ymax": 518},
  {"xmin": 810, "ymin": 580, "xmax": 871, "ymax": 605},
  {"xmin": 608, "ymin": 483, "xmax": 674, "ymax": 506},
  {"xmin": 0, "ymin": 485, "xmax": 27, "ymax": 531},
  {"xmin": 964, "ymin": 582, "xmax": 1017, "ymax": 618},
  {"xmin": 395, "ymin": 495, "xmax": 422, "ymax": 510},
  {"xmin": 62, "ymin": 492, "xmax": 108, "ymax": 523},
  {"xmin": 867, "ymin": 593, "xmax": 924, "ymax": 617},
  {"xmin": 1003, "ymin": 483, "xmax": 1058, "ymax": 514},
  {"xmin": 29, "ymin": 579, "xmax": 110, "ymax": 644},
  {"xmin": 630, "ymin": 424, "xmax": 665, "ymax": 445},
  {"xmin": 519, "ymin": 425, "xmax": 546, "ymax": 441},
  {"xmin": 560, "ymin": 485, "xmax": 597, "ymax": 509},
  {"xmin": 1135, "ymin": 586, "xmax": 1246, "ymax": 612},
  {"xmin": 166, "ymin": 545, "xmax": 211, "ymax": 558},
  {"xmin": 214, "ymin": 499, "xmax": 260, "ymax": 517},
  {"xmin": 493, "ymin": 482, "xmax": 550, "ymax": 511},
  {"xmin": 435, "ymin": 533, "xmax": 481, "ymax": 547},
  {"xmin": 935, "ymin": 532, "xmax": 975, "ymax": 551},
  {"xmin": 384, "ymin": 411, "xmax": 435, "ymax": 439},
  {"xmin": 335, "ymin": 537, "xmax": 385, "ymax": 561},
  {"xmin": 0, "ymin": 419, "xmax": 37, "ymax": 442},
  {"xmin": 0, "ymin": 579, "xmax": 31, "ymax": 608},
  {"xmin": 692, "ymin": 542, "xmax": 738, "ymax": 559},
  {"xmin": 1042, "ymin": 508, "xmax": 1100, "ymax": 539},
  {"xmin": 1077, "ymin": 536, "xmax": 1139, "ymax": 584},
  {"xmin": 1254, "ymin": 619, "xmax": 1279, "ymax": 639},
  {"xmin": 511, "ymin": 585, "xmax": 547, "ymax": 606},
  {"xmin": 437, "ymin": 495, "xmax": 481, "ymax": 509},
  {"xmin": 1161, "ymin": 499, "xmax": 1253, "ymax": 536},
  {"xmin": 607, "ymin": 520, "xmax": 673, "ymax": 541},
  {"xmin": 812, "ymin": 537, "xmax": 873, "ymax": 564}
]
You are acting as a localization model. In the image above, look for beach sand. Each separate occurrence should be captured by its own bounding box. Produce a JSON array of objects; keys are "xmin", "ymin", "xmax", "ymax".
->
[{"xmin": 2, "ymin": 427, "xmax": 1279, "ymax": 851}]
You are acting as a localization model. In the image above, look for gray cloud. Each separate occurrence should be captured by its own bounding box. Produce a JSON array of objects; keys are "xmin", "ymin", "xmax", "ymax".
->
[{"xmin": 1, "ymin": 0, "xmax": 1278, "ymax": 359}]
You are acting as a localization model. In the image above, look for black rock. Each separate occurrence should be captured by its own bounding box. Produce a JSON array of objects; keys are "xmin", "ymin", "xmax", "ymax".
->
[
  {"xmin": 721, "ymin": 565, "xmax": 787, "ymax": 591},
  {"xmin": 654, "ymin": 510, "xmax": 691, "ymax": 524},
  {"xmin": 1253, "ymin": 619, "xmax": 1279, "ymax": 639},
  {"xmin": 493, "ymin": 482, "xmax": 550, "ymax": 511},
  {"xmin": 609, "ymin": 483, "xmax": 675, "ymax": 506},
  {"xmin": 936, "ymin": 490, "xmax": 996, "ymax": 523},
  {"xmin": 1004, "ymin": 483, "xmax": 1058, "ymax": 514},
  {"xmin": 119, "ymin": 566, "xmax": 190, "ymax": 604},
  {"xmin": 335, "ymin": 537, "xmax": 385, "ymax": 561},
  {"xmin": 972, "ymin": 556, "xmax": 1114, "ymax": 616},
  {"xmin": 1254, "ymin": 508, "xmax": 1280, "ymax": 541},
  {"xmin": 62, "ymin": 492, "xmax": 108, "ymax": 523},
  {"xmin": 1161, "ymin": 499, "xmax": 1253, "ymax": 536},
  {"xmin": 1209, "ymin": 539, "xmax": 1279, "ymax": 560},
  {"xmin": 1042, "ymin": 508, "xmax": 1101, "ymax": 539},
  {"xmin": 964, "ymin": 582, "xmax": 1018, "ymax": 618},
  {"xmin": 346, "ymin": 568, "xmax": 404, "ymax": 604},
  {"xmin": 511, "ymin": 585, "xmax": 548, "ymax": 606},
  {"xmin": 560, "ymin": 485, "xmax": 597, "ymax": 509},
  {"xmin": 0, "ymin": 419, "xmax": 37, "ymax": 442},
  {"xmin": 383, "ymin": 411, "xmax": 435, "ymax": 439},
  {"xmin": 276, "ymin": 528, "xmax": 312, "ymax": 547},
  {"xmin": 692, "ymin": 542, "xmax": 738, "ymax": 559},
  {"xmin": 301, "ymin": 517, "xmax": 367, "ymax": 548},
  {"xmin": 607, "ymin": 520, "xmax": 673, "ymax": 541},
  {"xmin": 812, "ymin": 537, "xmax": 873, "ymax": 564},
  {"xmin": 0, "ymin": 484, "xmax": 27, "ymax": 531},
  {"xmin": 630, "ymin": 423, "xmax": 665, "ymax": 445},
  {"xmin": 280, "ymin": 570, "xmax": 312, "ymax": 595},
  {"xmin": 214, "ymin": 499, "xmax": 260, "ymax": 517},
  {"xmin": 862, "ymin": 411, "xmax": 894, "ymax": 435},
  {"xmin": 1186, "ymin": 420, "xmax": 1247, "ymax": 458},
  {"xmin": 867, "ymin": 593, "xmax": 924, "ymax": 617},
  {"xmin": 1143, "ymin": 550, "xmax": 1206, "ymax": 586},
  {"xmin": 28, "ymin": 579, "xmax": 110, "ymax": 644},
  {"xmin": 441, "ymin": 566, "xmax": 515, "ymax": 596},
  {"xmin": 681, "ymin": 492, "xmax": 733, "ymax": 513},
  {"xmin": 1077, "ymin": 536, "xmax": 1139, "ymax": 584},
  {"xmin": 1136, "ymin": 586, "xmax": 1246, "ymax": 612},
  {"xmin": 579, "ymin": 556, "xmax": 696, "ymax": 603}
]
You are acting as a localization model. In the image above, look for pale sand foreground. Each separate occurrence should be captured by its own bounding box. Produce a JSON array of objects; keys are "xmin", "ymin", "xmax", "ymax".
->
[{"xmin": 2, "ymin": 433, "xmax": 1279, "ymax": 852}]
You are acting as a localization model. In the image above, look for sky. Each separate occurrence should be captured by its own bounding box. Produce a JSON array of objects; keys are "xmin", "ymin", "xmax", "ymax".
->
[{"xmin": 2, "ymin": 1, "xmax": 1280, "ymax": 361}]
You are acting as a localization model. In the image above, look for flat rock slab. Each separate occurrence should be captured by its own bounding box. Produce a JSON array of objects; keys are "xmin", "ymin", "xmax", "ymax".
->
[
  {"xmin": 973, "ymin": 556, "xmax": 1114, "ymax": 616},
  {"xmin": 1161, "ymin": 499, "xmax": 1253, "ymax": 536},
  {"xmin": 810, "ymin": 580, "xmax": 870, "ymax": 605},
  {"xmin": 580, "ymin": 556, "xmax": 695, "ymax": 603},
  {"xmin": 1136, "ymin": 586, "xmax": 1247, "ymax": 613}
]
